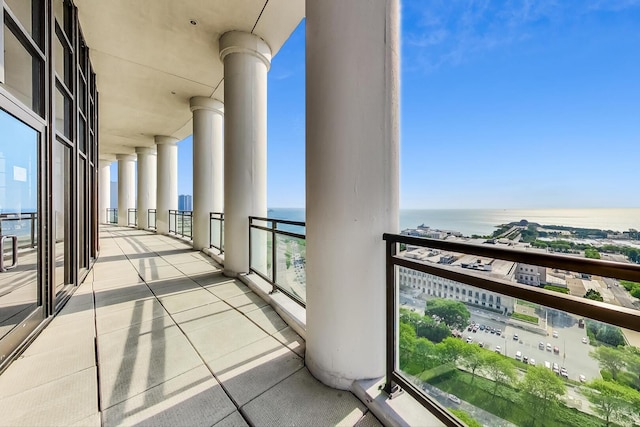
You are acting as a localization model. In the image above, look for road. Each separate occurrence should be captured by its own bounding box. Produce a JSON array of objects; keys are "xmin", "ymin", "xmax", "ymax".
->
[{"xmin": 603, "ymin": 277, "xmax": 637, "ymax": 309}]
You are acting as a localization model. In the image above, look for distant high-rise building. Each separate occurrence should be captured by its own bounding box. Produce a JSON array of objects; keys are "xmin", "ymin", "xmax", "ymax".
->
[{"xmin": 178, "ymin": 194, "xmax": 193, "ymax": 211}]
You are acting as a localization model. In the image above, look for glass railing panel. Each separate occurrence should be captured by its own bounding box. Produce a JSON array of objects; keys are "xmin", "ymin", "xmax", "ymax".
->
[
  {"xmin": 397, "ymin": 264, "xmax": 640, "ymax": 427},
  {"xmin": 274, "ymin": 233, "xmax": 306, "ymax": 303},
  {"xmin": 250, "ymin": 219, "xmax": 273, "ymax": 281},
  {"xmin": 388, "ymin": 234, "xmax": 640, "ymax": 427},
  {"xmin": 210, "ymin": 213, "xmax": 223, "ymax": 251}
]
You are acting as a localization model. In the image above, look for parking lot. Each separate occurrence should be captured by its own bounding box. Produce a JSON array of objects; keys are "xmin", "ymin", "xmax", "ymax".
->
[{"xmin": 400, "ymin": 292, "xmax": 601, "ymax": 382}]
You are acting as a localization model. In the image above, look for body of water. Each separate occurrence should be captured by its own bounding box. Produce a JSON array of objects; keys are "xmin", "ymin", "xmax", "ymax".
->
[{"xmin": 267, "ymin": 208, "xmax": 640, "ymax": 237}]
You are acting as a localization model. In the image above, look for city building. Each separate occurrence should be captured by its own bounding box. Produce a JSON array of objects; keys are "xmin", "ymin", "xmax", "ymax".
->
[
  {"xmin": 178, "ymin": 194, "xmax": 193, "ymax": 211},
  {"xmin": 516, "ymin": 263, "xmax": 547, "ymax": 286},
  {"xmin": 399, "ymin": 249, "xmax": 517, "ymax": 315}
]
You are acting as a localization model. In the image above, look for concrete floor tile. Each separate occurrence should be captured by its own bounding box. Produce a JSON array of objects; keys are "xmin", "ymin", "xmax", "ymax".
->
[
  {"xmin": 192, "ymin": 272, "xmax": 232, "ymax": 287},
  {"xmin": 102, "ymin": 365, "xmax": 235, "ymax": 427},
  {"xmin": 97, "ymin": 316, "xmax": 178, "ymax": 358},
  {"xmin": 70, "ymin": 413, "xmax": 101, "ymax": 427},
  {"xmin": 138, "ymin": 265, "xmax": 185, "ymax": 282},
  {"xmin": 21, "ymin": 322, "xmax": 95, "ymax": 357},
  {"xmin": 224, "ymin": 292, "xmax": 268, "ymax": 313},
  {"xmin": 244, "ymin": 306, "xmax": 288, "ymax": 335},
  {"xmin": 159, "ymin": 288, "xmax": 220, "ymax": 314},
  {"xmin": 354, "ymin": 412, "xmax": 384, "ymax": 427},
  {"xmin": 96, "ymin": 299, "xmax": 168, "ymax": 335},
  {"xmin": 242, "ymin": 369, "xmax": 366, "ymax": 427},
  {"xmin": 174, "ymin": 260, "xmax": 218, "ymax": 276},
  {"xmin": 207, "ymin": 336, "xmax": 304, "ymax": 407},
  {"xmin": 99, "ymin": 326, "xmax": 203, "ymax": 408},
  {"xmin": 272, "ymin": 326, "xmax": 306, "ymax": 357},
  {"xmin": 206, "ymin": 281, "xmax": 252, "ymax": 300},
  {"xmin": 187, "ymin": 316, "xmax": 268, "ymax": 361},
  {"xmin": 147, "ymin": 277, "xmax": 202, "ymax": 296},
  {"xmin": 171, "ymin": 301, "xmax": 238, "ymax": 333},
  {"xmin": 212, "ymin": 411, "xmax": 249, "ymax": 427},
  {"xmin": 0, "ymin": 338, "xmax": 96, "ymax": 398},
  {"xmin": 0, "ymin": 367, "xmax": 98, "ymax": 427}
]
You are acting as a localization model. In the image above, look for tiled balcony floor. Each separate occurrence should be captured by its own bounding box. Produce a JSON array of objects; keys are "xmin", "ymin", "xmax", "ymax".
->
[{"xmin": 0, "ymin": 226, "xmax": 380, "ymax": 427}]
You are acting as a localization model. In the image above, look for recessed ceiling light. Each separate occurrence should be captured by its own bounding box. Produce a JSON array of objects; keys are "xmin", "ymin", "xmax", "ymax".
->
[{"xmin": 189, "ymin": 19, "xmax": 198, "ymax": 26}]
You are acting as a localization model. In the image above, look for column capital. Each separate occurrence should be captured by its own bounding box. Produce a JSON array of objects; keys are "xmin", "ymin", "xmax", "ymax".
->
[
  {"xmin": 190, "ymin": 97, "xmax": 224, "ymax": 115},
  {"xmin": 135, "ymin": 146, "xmax": 157, "ymax": 156},
  {"xmin": 154, "ymin": 135, "xmax": 179, "ymax": 146},
  {"xmin": 219, "ymin": 31, "xmax": 272, "ymax": 70},
  {"xmin": 98, "ymin": 159, "xmax": 113, "ymax": 167},
  {"xmin": 116, "ymin": 153, "xmax": 136, "ymax": 161}
]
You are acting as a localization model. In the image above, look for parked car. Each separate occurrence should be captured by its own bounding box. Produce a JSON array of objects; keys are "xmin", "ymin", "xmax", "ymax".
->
[
  {"xmin": 546, "ymin": 343, "xmax": 552, "ymax": 351},
  {"xmin": 529, "ymin": 358, "xmax": 536, "ymax": 366},
  {"xmin": 539, "ymin": 341, "xmax": 545, "ymax": 350},
  {"xmin": 582, "ymin": 337, "xmax": 588, "ymax": 344},
  {"xmin": 579, "ymin": 374, "xmax": 586, "ymax": 383},
  {"xmin": 523, "ymin": 356, "xmax": 529, "ymax": 364},
  {"xmin": 513, "ymin": 334, "xmax": 519, "ymax": 341},
  {"xmin": 478, "ymin": 342, "xmax": 484, "ymax": 348},
  {"xmin": 544, "ymin": 361, "xmax": 551, "ymax": 369},
  {"xmin": 448, "ymin": 394, "xmax": 461, "ymax": 404},
  {"xmin": 553, "ymin": 346, "xmax": 560, "ymax": 354},
  {"xmin": 495, "ymin": 345, "xmax": 502, "ymax": 353},
  {"xmin": 496, "ymin": 329, "xmax": 502, "ymax": 336},
  {"xmin": 553, "ymin": 330, "xmax": 558, "ymax": 338},
  {"xmin": 515, "ymin": 351, "xmax": 522, "ymax": 361},
  {"xmin": 466, "ymin": 337, "xmax": 473, "ymax": 344}
]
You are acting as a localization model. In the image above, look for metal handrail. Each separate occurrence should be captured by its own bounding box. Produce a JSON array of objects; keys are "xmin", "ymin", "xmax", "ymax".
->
[
  {"xmin": 209, "ymin": 212, "xmax": 224, "ymax": 253},
  {"xmin": 106, "ymin": 208, "xmax": 117, "ymax": 224},
  {"xmin": 249, "ymin": 216, "xmax": 306, "ymax": 307},
  {"xmin": 169, "ymin": 210, "xmax": 193, "ymax": 239},
  {"xmin": 382, "ymin": 232, "xmax": 640, "ymax": 427},
  {"xmin": 0, "ymin": 212, "xmax": 37, "ymax": 249},
  {"xmin": 127, "ymin": 208, "xmax": 137, "ymax": 227},
  {"xmin": 148, "ymin": 209, "xmax": 156, "ymax": 230}
]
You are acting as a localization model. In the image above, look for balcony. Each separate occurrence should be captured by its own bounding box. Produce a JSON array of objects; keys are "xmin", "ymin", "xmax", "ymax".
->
[{"xmin": 0, "ymin": 226, "xmax": 383, "ymax": 426}]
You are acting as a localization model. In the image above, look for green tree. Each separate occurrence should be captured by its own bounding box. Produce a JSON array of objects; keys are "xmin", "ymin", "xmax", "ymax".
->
[
  {"xmin": 591, "ymin": 346, "xmax": 627, "ymax": 380},
  {"xmin": 584, "ymin": 289, "xmax": 604, "ymax": 302},
  {"xmin": 436, "ymin": 337, "xmax": 467, "ymax": 365},
  {"xmin": 482, "ymin": 353, "xmax": 516, "ymax": 398},
  {"xmin": 424, "ymin": 298, "xmax": 470, "ymax": 331},
  {"xmin": 460, "ymin": 345, "xmax": 487, "ymax": 385},
  {"xmin": 585, "ymin": 248, "xmax": 601, "ymax": 259},
  {"xmin": 582, "ymin": 379, "xmax": 640, "ymax": 426},
  {"xmin": 414, "ymin": 337, "xmax": 436, "ymax": 371},
  {"xmin": 520, "ymin": 366, "xmax": 566, "ymax": 427},
  {"xmin": 399, "ymin": 322, "xmax": 416, "ymax": 368},
  {"xmin": 399, "ymin": 308, "xmax": 451, "ymax": 343},
  {"xmin": 623, "ymin": 346, "xmax": 640, "ymax": 389},
  {"xmin": 627, "ymin": 248, "xmax": 638, "ymax": 263}
]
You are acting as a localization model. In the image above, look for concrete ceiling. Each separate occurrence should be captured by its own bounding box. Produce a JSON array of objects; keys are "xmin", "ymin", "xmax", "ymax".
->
[{"xmin": 75, "ymin": 0, "xmax": 304, "ymax": 158}]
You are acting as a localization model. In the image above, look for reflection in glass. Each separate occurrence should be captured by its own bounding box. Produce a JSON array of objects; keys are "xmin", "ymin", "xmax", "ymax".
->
[
  {"xmin": 274, "ymin": 234, "xmax": 306, "ymax": 302},
  {"xmin": 1, "ymin": 24, "xmax": 43, "ymax": 115},
  {"xmin": 53, "ymin": 140, "xmax": 71, "ymax": 296},
  {"xmin": 0, "ymin": 109, "xmax": 39, "ymax": 342}
]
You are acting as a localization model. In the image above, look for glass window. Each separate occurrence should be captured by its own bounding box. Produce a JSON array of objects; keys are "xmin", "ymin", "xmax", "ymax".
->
[
  {"xmin": 54, "ymin": 30, "xmax": 72, "ymax": 89},
  {"xmin": 4, "ymin": 0, "xmax": 44, "ymax": 48},
  {"xmin": 55, "ymin": 87, "xmax": 71, "ymax": 138},
  {"xmin": 53, "ymin": 0, "xmax": 72, "ymax": 37},
  {"xmin": 1, "ymin": 24, "xmax": 44, "ymax": 115},
  {"xmin": 0, "ymin": 108, "xmax": 40, "ymax": 342}
]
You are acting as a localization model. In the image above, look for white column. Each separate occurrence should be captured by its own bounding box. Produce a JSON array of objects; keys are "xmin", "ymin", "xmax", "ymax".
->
[
  {"xmin": 116, "ymin": 154, "xmax": 136, "ymax": 227},
  {"xmin": 305, "ymin": 0, "xmax": 400, "ymax": 389},
  {"xmin": 190, "ymin": 97, "xmax": 224, "ymax": 250},
  {"xmin": 155, "ymin": 135, "xmax": 179, "ymax": 234},
  {"xmin": 219, "ymin": 31, "xmax": 271, "ymax": 275},
  {"xmin": 98, "ymin": 159, "xmax": 111, "ymax": 224},
  {"xmin": 136, "ymin": 146, "xmax": 157, "ymax": 230}
]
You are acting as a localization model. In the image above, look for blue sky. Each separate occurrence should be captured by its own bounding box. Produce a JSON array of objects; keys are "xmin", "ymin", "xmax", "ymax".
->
[{"xmin": 113, "ymin": 1, "xmax": 640, "ymax": 209}]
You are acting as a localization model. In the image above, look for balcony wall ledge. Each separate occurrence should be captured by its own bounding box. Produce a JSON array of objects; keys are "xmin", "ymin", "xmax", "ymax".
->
[{"xmin": 352, "ymin": 378, "xmax": 446, "ymax": 427}]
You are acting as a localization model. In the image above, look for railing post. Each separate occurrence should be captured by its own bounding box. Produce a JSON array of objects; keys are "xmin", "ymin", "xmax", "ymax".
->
[
  {"xmin": 384, "ymin": 238, "xmax": 397, "ymax": 395},
  {"xmin": 271, "ymin": 220, "xmax": 277, "ymax": 293},
  {"xmin": 220, "ymin": 213, "xmax": 224, "ymax": 252},
  {"xmin": 30, "ymin": 213, "xmax": 36, "ymax": 248}
]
